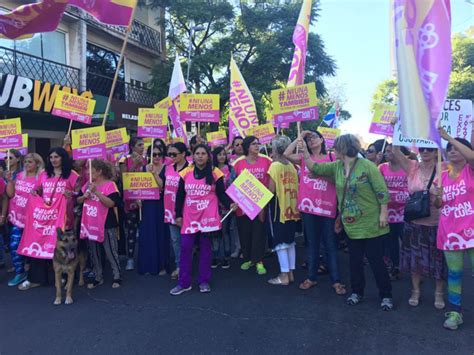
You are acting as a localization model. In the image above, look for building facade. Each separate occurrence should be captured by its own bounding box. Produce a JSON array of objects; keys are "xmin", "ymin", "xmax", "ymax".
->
[{"xmin": 0, "ymin": 1, "xmax": 165, "ymax": 158}]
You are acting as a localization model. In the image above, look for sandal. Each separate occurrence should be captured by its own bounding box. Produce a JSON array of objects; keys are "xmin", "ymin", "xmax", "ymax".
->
[
  {"xmin": 434, "ymin": 291, "xmax": 445, "ymax": 310},
  {"xmin": 268, "ymin": 276, "xmax": 289, "ymax": 286},
  {"xmin": 299, "ymin": 279, "xmax": 318, "ymax": 290},
  {"xmin": 317, "ymin": 265, "xmax": 329, "ymax": 275},
  {"xmin": 87, "ymin": 280, "xmax": 104, "ymax": 289},
  {"xmin": 408, "ymin": 289, "xmax": 420, "ymax": 306},
  {"xmin": 18, "ymin": 280, "xmax": 40, "ymax": 291},
  {"xmin": 112, "ymin": 279, "xmax": 122, "ymax": 289},
  {"xmin": 332, "ymin": 283, "xmax": 347, "ymax": 295}
]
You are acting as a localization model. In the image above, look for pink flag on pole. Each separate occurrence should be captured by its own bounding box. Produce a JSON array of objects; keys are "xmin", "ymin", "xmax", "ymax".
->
[
  {"xmin": 168, "ymin": 55, "xmax": 188, "ymax": 145},
  {"xmin": 394, "ymin": 0, "xmax": 452, "ymax": 144},
  {"xmin": 69, "ymin": 0, "xmax": 137, "ymax": 26},
  {"xmin": 0, "ymin": 0, "xmax": 68, "ymax": 40}
]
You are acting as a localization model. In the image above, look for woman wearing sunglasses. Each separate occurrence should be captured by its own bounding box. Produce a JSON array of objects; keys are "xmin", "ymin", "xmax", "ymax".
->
[
  {"xmin": 392, "ymin": 144, "xmax": 446, "ymax": 309},
  {"xmin": 162, "ymin": 142, "xmax": 189, "ymax": 279},
  {"xmin": 434, "ymin": 128, "xmax": 474, "ymax": 330},
  {"xmin": 137, "ymin": 145, "xmax": 169, "ymax": 275}
]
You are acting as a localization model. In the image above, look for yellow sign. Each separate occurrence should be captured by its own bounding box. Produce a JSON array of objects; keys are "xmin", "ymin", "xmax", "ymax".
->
[
  {"xmin": 180, "ymin": 94, "xmax": 220, "ymax": 122},
  {"xmin": 52, "ymin": 90, "xmax": 96, "ymax": 124},
  {"xmin": 0, "ymin": 118, "xmax": 22, "ymax": 137},
  {"xmin": 106, "ymin": 128, "xmax": 129, "ymax": 148},
  {"xmin": 138, "ymin": 108, "xmax": 168, "ymax": 126},
  {"xmin": 245, "ymin": 123, "xmax": 275, "ymax": 144},
  {"xmin": 372, "ymin": 104, "xmax": 397, "ymax": 125},
  {"xmin": 206, "ymin": 130, "xmax": 227, "ymax": 147},
  {"xmin": 271, "ymin": 82, "xmax": 317, "ymax": 115},
  {"xmin": 318, "ymin": 127, "xmax": 341, "ymax": 148},
  {"xmin": 154, "ymin": 97, "xmax": 172, "ymax": 109},
  {"xmin": 122, "ymin": 172, "xmax": 160, "ymax": 200}
]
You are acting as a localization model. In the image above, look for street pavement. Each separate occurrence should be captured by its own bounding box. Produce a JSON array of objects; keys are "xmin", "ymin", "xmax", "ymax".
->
[{"xmin": 1, "ymin": 242, "xmax": 473, "ymax": 354}]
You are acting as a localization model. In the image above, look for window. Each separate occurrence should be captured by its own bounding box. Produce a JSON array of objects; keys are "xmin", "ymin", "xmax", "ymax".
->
[{"xmin": 129, "ymin": 61, "xmax": 151, "ymax": 89}]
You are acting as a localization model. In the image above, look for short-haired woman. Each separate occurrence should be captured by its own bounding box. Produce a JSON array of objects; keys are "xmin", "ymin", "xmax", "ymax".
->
[{"xmin": 301, "ymin": 134, "xmax": 393, "ymax": 310}]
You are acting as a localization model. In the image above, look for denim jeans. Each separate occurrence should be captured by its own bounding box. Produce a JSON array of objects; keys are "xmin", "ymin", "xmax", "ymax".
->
[
  {"xmin": 0, "ymin": 229, "xmax": 5, "ymax": 265},
  {"xmin": 228, "ymin": 215, "xmax": 240, "ymax": 254},
  {"xmin": 302, "ymin": 213, "xmax": 341, "ymax": 284},
  {"xmin": 169, "ymin": 224, "xmax": 181, "ymax": 268},
  {"xmin": 212, "ymin": 217, "xmax": 232, "ymax": 259}
]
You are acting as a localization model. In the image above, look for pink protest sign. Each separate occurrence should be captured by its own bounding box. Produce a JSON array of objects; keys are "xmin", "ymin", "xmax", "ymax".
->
[
  {"xmin": 52, "ymin": 91, "xmax": 96, "ymax": 125},
  {"xmin": 137, "ymin": 126, "xmax": 167, "ymax": 138},
  {"xmin": 369, "ymin": 104, "xmax": 397, "ymax": 136},
  {"xmin": 71, "ymin": 126, "xmax": 107, "ymax": 160},
  {"xmin": 271, "ymin": 83, "xmax": 319, "ymax": 125},
  {"xmin": 0, "ymin": 135, "xmax": 23, "ymax": 149},
  {"xmin": 180, "ymin": 94, "xmax": 220, "ymax": 123}
]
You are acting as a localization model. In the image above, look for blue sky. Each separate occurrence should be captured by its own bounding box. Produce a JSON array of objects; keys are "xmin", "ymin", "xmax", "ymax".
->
[{"xmin": 315, "ymin": 0, "xmax": 473, "ymax": 143}]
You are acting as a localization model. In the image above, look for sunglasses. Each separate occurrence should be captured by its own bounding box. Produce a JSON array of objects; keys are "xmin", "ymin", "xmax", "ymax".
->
[
  {"xmin": 168, "ymin": 153, "xmax": 179, "ymax": 158},
  {"xmin": 4, "ymin": 156, "xmax": 13, "ymax": 160},
  {"xmin": 234, "ymin": 143, "xmax": 242, "ymax": 147},
  {"xmin": 419, "ymin": 147, "xmax": 436, "ymax": 153},
  {"xmin": 367, "ymin": 149, "xmax": 376, "ymax": 154},
  {"xmin": 152, "ymin": 153, "xmax": 163, "ymax": 158}
]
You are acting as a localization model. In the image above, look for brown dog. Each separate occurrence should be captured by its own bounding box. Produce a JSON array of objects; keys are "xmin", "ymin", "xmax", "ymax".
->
[{"xmin": 53, "ymin": 228, "xmax": 86, "ymax": 305}]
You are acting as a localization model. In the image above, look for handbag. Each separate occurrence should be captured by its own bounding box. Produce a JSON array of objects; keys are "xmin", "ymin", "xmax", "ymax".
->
[
  {"xmin": 403, "ymin": 166, "xmax": 436, "ymax": 222},
  {"xmin": 334, "ymin": 159, "xmax": 358, "ymax": 234}
]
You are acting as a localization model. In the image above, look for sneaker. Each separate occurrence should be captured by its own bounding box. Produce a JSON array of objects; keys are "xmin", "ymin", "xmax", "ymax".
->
[
  {"xmin": 199, "ymin": 283, "xmax": 211, "ymax": 293},
  {"xmin": 170, "ymin": 268, "xmax": 179, "ymax": 280},
  {"xmin": 443, "ymin": 312, "xmax": 463, "ymax": 330},
  {"xmin": 256, "ymin": 262, "xmax": 267, "ymax": 275},
  {"xmin": 346, "ymin": 293, "xmax": 363, "ymax": 306},
  {"xmin": 221, "ymin": 260, "xmax": 230, "ymax": 269},
  {"xmin": 170, "ymin": 285, "xmax": 192, "ymax": 296},
  {"xmin": 240, "ymin": 261, "xmax": 253, "ymax": 270},
  {"xmin": 8, "ymin": 273, "xmax": 27, "ymax": 287},
  {"xmin": 211, "ymin": 259, "xmax": 220, "ymax": 269},
  {"xmin": 381, "ymin": 298, "xmax": 394, "ymax": 311},
  {"xmin": 230, "ymin": 249, "xmax": 240, "ymax": 258},
  {"xmin": 125, "ymin": 259, "xmax": 134, "ymax": 271}
]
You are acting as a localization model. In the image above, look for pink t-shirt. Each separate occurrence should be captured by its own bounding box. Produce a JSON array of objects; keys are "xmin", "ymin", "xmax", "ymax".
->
[
  {"xmin": 437, "ymin": 164, "xmax": 474, "ymax": 250},
  {"xmin": 379, "ymin": 163, "xmax": 409, "ymax": 223},
  {"xmin": 8, "ymin": 172, "xmax": 40, "ymax": 228},
  {"xmin": 219, "ymin": 165, "xmax": 231, "ymax": 189},
  {"xmin": 406, "ymin": 160, "xmax": 439, "ymax": 226},
  {"xmin": 297, "ymin": 154, "xmax": 337, "ymax": 218},
  {"xmin": 121, "ymin": 154, "xmax": 147, "ymax": 212}
]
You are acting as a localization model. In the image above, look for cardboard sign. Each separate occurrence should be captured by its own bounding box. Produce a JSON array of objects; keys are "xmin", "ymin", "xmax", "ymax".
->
[
  {"xmin": 137, "ymin": 108, "xmax": 168, "ymax": 138},
  {"xmin": 271, "ymin": 83, "xmax": 318, "ymax": 125},
  {"xmin": 71, "ymin": 126, "xmax": 106, "ymax": 160},
  {"xmin": 319, "ymin": 127, "xmax": 341, "ymax": 148},
  {"xmin": 52, "ymin": 90, "xmax": 96, "ymax": 124},
  {"xmin": 0, "ymin": 118, "xmax": 22, "ymax": 149},
  {"xmin": 180, "ymin": 94, "xmax": 220, "ymax": 122},
  {"xmin": 154, "ymin": 97, "xmax": 172, "ymax": 109},
  {"xmin": 369, "ymin": 104, "xmax": 397, "ymax": 136},
  {"xmin": 392, "ymin": 99, "xmax": 473, "ymax": 148},
  {"xmin": 206, "ymin": 131, "xmax": 227, "ymax": 147},
  {"xmin": 226, "ymin": 169, "xmax": 273, "ymax": 220},
  {"xmin": 245, "ymin": 123, "xmax": 276, "ymax": 145},
  {"xmin": 106, "ymin": 128, "xmax": 129, "ymax": 163},
  {"xmin": 0, "ymin": 134, "xmax": 28, "ymax": 159},
  {"xmin": 122, "ymin": 172, "xmax": 161, "ymax": 200}
]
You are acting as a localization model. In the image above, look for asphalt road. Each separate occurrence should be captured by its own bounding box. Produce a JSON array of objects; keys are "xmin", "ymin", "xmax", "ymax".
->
[{"xmin": 1, "ymin": 243, "xmax": 473, "ymax": 355}]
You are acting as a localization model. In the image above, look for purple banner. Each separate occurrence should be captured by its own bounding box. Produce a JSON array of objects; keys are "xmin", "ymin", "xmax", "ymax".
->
[
  {"xmin": 72, "ymin": 144, "xmax": 107, "ymax": 160},
  {"xmin": 124, "ymin": 188, "xmax": 160, "ymax": 200},
  {"xmin": 52, "ymin": 108, "xmax": 92, "ymax": 125},
  {"xmin": 137, "ymin": 126, "xmax": 167, "ymax": 138},
  {"xmin": 0, "ymin": 135, "xmax": 23, "ymax": 149},
  {"xmin": 369, "ymin": 122, "xmax": 394, "ymax": 136},
  {"xmin": 273, "ymin": 106, "xmax": 318, "ymax": 125},
  {"xmin": 181, "ymin": 110, "xmax": 220, "ymax": 123}
]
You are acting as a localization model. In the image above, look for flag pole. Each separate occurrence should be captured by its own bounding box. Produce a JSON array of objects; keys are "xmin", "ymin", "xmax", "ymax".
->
[
  {"xmin": 437, "ymin": 144, "xmax": 442, "ymax": 189},
  {"xmin": 101, "ymin": 6, "xmax": 137, "ymax": 126}
]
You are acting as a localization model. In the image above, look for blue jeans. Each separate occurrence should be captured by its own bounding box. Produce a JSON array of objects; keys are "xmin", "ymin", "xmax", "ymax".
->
[
  {"xmin": 169, "ymin": 224, "xmax": 181, "ymax": 268},
  {"xmin": 9, "ymin": 225, "xmax": 24, "ymax": 274},
  {"xmin": 302, "ymin": 213, "xmax": 341, "ymax": 284},
  {"xmin": 212, "ymin": 217, "xmax": 232, "ymax": 259}
]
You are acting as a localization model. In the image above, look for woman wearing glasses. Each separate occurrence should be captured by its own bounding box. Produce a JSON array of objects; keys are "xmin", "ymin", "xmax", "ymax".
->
[
  {"xmin": 233, "ymin": 136, "xmax": 272, "ymax": 275},
  {"xmin": 392, "ymin": 145, "xmax": 446, "ymax": 309},
  {"xmin": 162, "ymin": 142, "xmax": 189, "ymax": 279},
  {"xmin": 137, "ymin": 145, "xmax": 169, "ymax": 275}
]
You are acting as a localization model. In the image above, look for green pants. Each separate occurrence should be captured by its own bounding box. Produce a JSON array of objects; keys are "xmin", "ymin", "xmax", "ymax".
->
[{"xmin": 444, "ymin": 249, "xmax": 474, "ymax": 312}]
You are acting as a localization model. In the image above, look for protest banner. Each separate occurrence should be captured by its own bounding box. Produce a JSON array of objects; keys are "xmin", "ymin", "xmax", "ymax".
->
[
  {"xmin": 106, "ymin": 128, "xmax": 129, "ymax": 162},
  {"xmin": 0, "ymin": 134, "xmax": 28, "ymax": 159},
  {"xmin": 180, "ymin": 94, "xmax": 220, "ymax": 123},
  {"xmin": 122, "ymin": 172, "xmax": 161, "ymax": 200},
  {"xmin": 206, "ymin": 131, "xmax": 227, "ymax": 147},
  {"xmin": 271, "ymin": 83, "xmax": 318, "ymax": 126},
  {"xmin": 245, "ymin": 123, "xmax": 276, "ymax": 145},
  {"xmin": 52, "ymin": 90, "xmax": 96, "ymax": 125},
  {"xmin": 319, "ymin": 127, "xmax": 341, "ymax": 148},
  {"xmin": 392, "ymin": 99, "xmax": 473, "ymax": 148},
  {"xmin": 154, "ymin": 97, "xmax": 171, "ymax": 109},
  {"xmin": 226, "ymin": 169, "xmax": 273, "ymax": 220},
  {"xmin": 369, "ymin": 104, "xmax": 397, "ymax": 136},
  {"xmin": 0, "ymin": 118, "xmax": 22, "ymax": 149},
  {"xmin": 17, "ymin": 195, "xmax": 67, "ymax": 260},
  {"xmin": 71, "ymin": 126, "xmax": 106, "ymax": 160},
  {"xmin": 137, "ymin": 108, "xmax": 168, "ymax": 138}
]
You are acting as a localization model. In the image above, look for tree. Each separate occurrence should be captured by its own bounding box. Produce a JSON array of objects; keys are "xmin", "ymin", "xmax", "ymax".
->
[
  {"xmin": 146, "ymin": 0, "xmax": 346, "ymax": 133},
  {"xmin": 370, "ymin": 27, "xmax": 474, "ymax": 110}
]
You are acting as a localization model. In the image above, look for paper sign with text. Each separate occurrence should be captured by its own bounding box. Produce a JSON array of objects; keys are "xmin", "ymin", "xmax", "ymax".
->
[
  {"xmin": 0, "ymin": 118, "xmax": 22, "ymax": 149},
  {"xmin": 180, "ymin": 94, "xmax": 220, "ymax": 123},
  {"xmin": 0, "ymin": 134, "xmax": 28, "ymax": 159},
  {"xmin": 369, "ymin": 104, "xmax": 397, "ymax": 136},
  {"xmin": 122, "ymin": 172, "xmax": 160, "ymax": 200},
  {"xmin": 226, "ymin": 169, "xmax": 273, "ymax": 220},
  {"xmin": 137, "ymin": 108, "xmax": 168, "ymax": 138},
  {"xmin": 106, "ymin": 128, "xmax": 129, "ymax": 163},
  {"xmin": 206, "ymin": 131, "xmax": 227, "ymax": 147},
  {"xmin": 154, "ymin": 97, "xmax": 172, "ymax": 110},
  {"xmin": 271, "ymin": 83, "xmax": 318, "ymax": 125},
  {"xmin": 245, "ymin": 123, "xmax": 276, "ymax": 145},
  {"xmin": 392, "ymin": 99, "xmax": 472, "ymax": 148},
  {"xmin": 319, "ymin": 127, "xmax": 341, "ymax": 148},
  {"xmin": 52, "ymin": 90, "xmax": 96, "ymax": 124},
  {"xmin": 71, "ymin": 126, "xmax": 106, "ymax": 160}
]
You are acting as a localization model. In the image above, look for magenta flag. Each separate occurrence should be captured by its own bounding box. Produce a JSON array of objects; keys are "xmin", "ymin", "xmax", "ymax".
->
[
  {"xmin": 69, "ymin": 0, "xmax": 137, "ymax": 27},
  {"xmin": 394, "ymin": 0, "xmax": 452, "ymax": 144},
  {"xmin": 0, "ymin": 0, "xmax": 68, "ymax": 40}
]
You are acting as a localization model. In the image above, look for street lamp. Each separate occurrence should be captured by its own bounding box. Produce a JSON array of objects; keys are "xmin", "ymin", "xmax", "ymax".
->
[{"xmin": 186, "ymin": 24, "xmax": 206, "ymax": 89}]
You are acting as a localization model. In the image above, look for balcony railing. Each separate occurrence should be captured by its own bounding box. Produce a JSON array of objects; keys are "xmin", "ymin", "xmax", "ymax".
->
[
  {"xmin": 87, "ymin": 72, "xmax": 158, "ymax": 107},
  {"xmin": 0, "ymin": 46, "xmax": 80, "ymax": 88},
  {"xmin": 66, "ymin": 6, "xmax": 162, "ymax": 55}
]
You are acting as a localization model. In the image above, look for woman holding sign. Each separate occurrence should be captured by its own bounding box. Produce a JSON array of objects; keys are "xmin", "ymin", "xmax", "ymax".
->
[
  {"xmin": 78, "ymin": 159, "xmax": 122, "ymax": 289},
  {"xmin": 5, "ymin": 153, "xmax": 44, "ymax": 287},
  {"xmin": 170, "ymin": 144, "xmax": 235, "ymax": 295},
  {"xmin": 300, "ymin": 134, "xmax": 393, "ymax": 311},
  {"xmin": 119, "ymin": 137, "xmax": 146, "ymax": 271},
  {"xmin": 434, "ymin": 128, "xmax": 474, "ymax": 330},
  {"xmin": 233, "ymin": 136, "xmax": 272, "ymax": 275}
]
